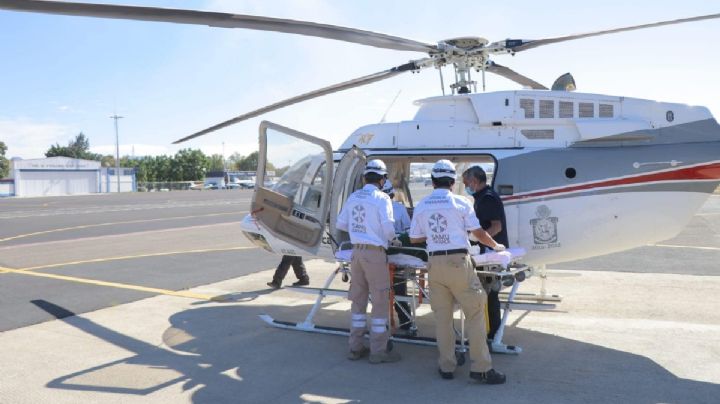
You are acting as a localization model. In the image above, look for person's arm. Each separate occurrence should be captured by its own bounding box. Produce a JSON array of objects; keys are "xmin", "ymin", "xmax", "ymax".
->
[
  {"xmin": 336, "ymin": 204, "xmax": 349, "ymax": 232},
  {"xmin": 400, "ymin": 206, "xmax": 411, "ymax": 232},
  {"xmin": 408, "ymin": 210, "xmax": 426, "ymax": 243},
  {"xmin": 478, "ymin": 196, "xmax": 504, "ymax": 237},
  {"xmin": 470, "ymin": 227, "xmax": 504, "ymax": 250},
  {"xmin": 465, "ymin": 201, "xmax": 504, "ymax": 250},
  {"xmin": 380, "ymin": 199, "xmax": 396, "ymax": 242},
  {"xmin": 486, "ymin": 220, "xmax": 502, "ymax": 237}
]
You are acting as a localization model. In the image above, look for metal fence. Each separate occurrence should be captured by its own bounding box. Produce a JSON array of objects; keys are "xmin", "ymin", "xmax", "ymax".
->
[{"xmin": 137, "ymin": 181, "xmax": 200, "ymax": 192}]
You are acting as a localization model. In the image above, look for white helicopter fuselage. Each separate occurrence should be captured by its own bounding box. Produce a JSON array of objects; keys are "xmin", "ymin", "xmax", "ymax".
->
[{"xmin": 242, "ymin": 90, "xmax": 720, "ymax": 267}]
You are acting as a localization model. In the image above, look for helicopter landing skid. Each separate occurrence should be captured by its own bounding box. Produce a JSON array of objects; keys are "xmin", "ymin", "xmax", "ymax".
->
[{"xmin": 259, "ymin": 314, "xmax": 479, "ymax": 349}]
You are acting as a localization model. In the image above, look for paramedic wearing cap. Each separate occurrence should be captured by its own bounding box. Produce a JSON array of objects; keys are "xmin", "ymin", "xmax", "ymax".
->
[
  {"xmin": 336, "ymin": 159, "xmax": 400, "ymax": 363},
  {"xmin": 409, "ymin": 159, "xmax": 507, "ymax": 383}
]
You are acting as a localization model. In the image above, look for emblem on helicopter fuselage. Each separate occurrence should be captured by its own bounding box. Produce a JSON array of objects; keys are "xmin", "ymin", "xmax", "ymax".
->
[{"xmin": 530, "ymin": 205, "xmax": 561, "ymax": 250}]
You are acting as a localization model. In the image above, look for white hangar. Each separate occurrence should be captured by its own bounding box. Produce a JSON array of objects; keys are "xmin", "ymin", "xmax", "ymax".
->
[{"xmin": 9, "ymin": 156, "xmax": 136, "ymax": 197}]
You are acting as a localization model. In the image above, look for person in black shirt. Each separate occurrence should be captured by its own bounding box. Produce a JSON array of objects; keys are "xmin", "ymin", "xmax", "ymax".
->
[{"xmin": 462, "ymin": 166, "xmax": 508, "ymax": 341}]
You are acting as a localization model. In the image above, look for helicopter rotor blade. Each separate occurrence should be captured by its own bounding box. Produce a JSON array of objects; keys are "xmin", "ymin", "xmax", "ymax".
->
[
  {"xmin": 172, "ymin": 59, "xmax": 430, "ymax": 144},
  {"xmin": 0, "ymin": 0, "xmax": 435, "ymax": 53},
  {"xmin": 507, "ymin": 13, "xmax": 720, "ymax": 52},
  {"xmin": 485, "ymin": 62, "xmax": 548, "ymax": 90}
]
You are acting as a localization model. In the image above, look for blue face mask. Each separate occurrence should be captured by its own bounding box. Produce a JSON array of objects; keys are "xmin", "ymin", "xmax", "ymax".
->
[{"xmin": 465, "ymin": 186, "xmax": 475, "ymax": 196}]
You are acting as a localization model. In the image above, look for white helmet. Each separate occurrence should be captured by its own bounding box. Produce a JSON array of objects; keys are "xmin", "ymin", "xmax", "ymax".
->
[
  {"xmin": 364, "ymin": 159, "xmax": 387, "ymax": 176},
  {"xmin": 431, "ymin": 159, "xmax": 456, "ymax": 179},
  {"xmin": 382, "ymin": 180, "xmax": 395, "ymax": 195}
]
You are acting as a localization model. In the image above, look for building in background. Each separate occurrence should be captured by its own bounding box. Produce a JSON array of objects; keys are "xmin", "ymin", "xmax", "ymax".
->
[
  {"xmin": 8, "ymin": 156, "xmax": 135, "ymax": 197},
  {"xmin": 0, "ymin": 179, "xmax": 13, "ymax": 197},
  {"xmin": 100, "ymin": 167, "xmax": 136, "ymax": 193}
]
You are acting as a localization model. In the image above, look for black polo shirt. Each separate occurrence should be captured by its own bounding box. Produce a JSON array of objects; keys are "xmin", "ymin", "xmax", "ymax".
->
[{"xmin": 472, "ymin": 185, "xmax": 509, "ymax": 250}]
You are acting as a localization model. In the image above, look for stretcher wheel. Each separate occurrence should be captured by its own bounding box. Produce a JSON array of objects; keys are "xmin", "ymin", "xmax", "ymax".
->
[
  {"xmin": 342, "ymin": 273, "xmax": 349, "ymax": 282},
  {"xmin": 455, "ymin": 351, "xmax": 466, "ymax": 366},
  {"xmin": 515, "ymin": 271, "xmax": 526, "ymax": 282}
]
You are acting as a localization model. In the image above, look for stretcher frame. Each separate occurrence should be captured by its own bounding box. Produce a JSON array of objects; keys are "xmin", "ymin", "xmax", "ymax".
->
[{"xmin": 259, "ymin": 246, "xmax": 559, "ymax": 357}]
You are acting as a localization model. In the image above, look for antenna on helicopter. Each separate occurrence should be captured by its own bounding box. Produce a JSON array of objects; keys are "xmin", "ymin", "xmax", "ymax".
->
[{"xmin": 379, "ymin": 90, "xmax": 402, "ymax": 123}]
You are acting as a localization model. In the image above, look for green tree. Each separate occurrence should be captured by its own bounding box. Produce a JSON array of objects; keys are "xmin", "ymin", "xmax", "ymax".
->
[
  {"xmin": 227, "ymin": 152, "xmax": 244, "ymax": 170},
  {"xmin": 207, "ymin": 154, "xmax": 225, "ymax": 171},
  {"xmin": 236, "ymin": 151, "xmax": 276, "ymax": 172},
  {"xmin": 100, "ymin": 155, "xmax": 115, "ymax": 167},
  {"xmin": 0, "ymin": 141, "xmax": 9, "ymax": 178},
  {"xmin": 174, "ymin": 148, "xmax": 208, "ymax": 181},
  {"xmin": 45, "ymin": 132, "xmax": 102, "ymax": 161}
]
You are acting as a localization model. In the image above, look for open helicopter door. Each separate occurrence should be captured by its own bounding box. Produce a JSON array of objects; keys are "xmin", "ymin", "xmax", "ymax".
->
[
  {"xmin": 252, "ymin": 121, "xmax": 333, "ymax": 257},
  {"xmin": 328, "ymin": 146, "xmax": 366, "ymax": 252}
]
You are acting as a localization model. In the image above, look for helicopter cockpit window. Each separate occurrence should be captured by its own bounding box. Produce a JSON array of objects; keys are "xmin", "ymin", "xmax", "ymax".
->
[{"xmin": 265, "ymin": 129, "xmax": 329, "ymax": 217}]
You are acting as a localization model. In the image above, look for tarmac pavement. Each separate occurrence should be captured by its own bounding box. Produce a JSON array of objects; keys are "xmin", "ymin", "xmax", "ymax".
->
[
  {"xmin": 0, "ymin": 192, "xmax": 718, "ymax": 403},
  {"xmin": 1, "ymin": 260, "xmax": 718, "ymax": 403}
]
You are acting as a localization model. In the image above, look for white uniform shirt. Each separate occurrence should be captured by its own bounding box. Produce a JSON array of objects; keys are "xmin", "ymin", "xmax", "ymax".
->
[
  {"xmin": 337, "ymin": 184, "xmax": 395, "ymax": 247},
  {"xmin": 409, "ymin": 188, "xmax": 481, "ymax": 252},
  {"xmin": 392, "ymin": 201, "xmax": 411, "ymax": 233}
]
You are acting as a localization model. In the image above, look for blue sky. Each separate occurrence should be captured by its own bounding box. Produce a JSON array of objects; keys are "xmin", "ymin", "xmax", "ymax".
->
[{"xmin": 1, "ymin": 0, "xmax": 719, "ymax": 160}]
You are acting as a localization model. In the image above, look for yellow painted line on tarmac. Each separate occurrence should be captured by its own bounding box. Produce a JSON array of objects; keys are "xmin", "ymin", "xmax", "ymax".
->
[
  {"xmin": 21, "ymin": 246, "xmax": 258, "ymax": 272},
  {"xmin": 0, "ymin": 212, "xmax": 244, "ymax": 244},
  {"xmin": 653, "ymin": 244, "xmax": 720, "ymax": 251},
  {"xmin": 0, "ymin": 266, "xmax": 216, "ymax": 301}
]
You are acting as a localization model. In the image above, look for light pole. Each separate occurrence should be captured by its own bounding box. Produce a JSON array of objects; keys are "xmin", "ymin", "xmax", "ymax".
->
[{"xmin": 110, "ymin": 114, "xmax": 123, "ymax": 193}]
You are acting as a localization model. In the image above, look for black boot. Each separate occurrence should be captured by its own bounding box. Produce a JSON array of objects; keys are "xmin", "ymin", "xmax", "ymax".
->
[
  {"xmin": 469, "ymin": 369, "xmax": 506, "ymax": 384},
  {"xmin": 292, "ymin": 277, "xmax": 309, "ymax": 286}
]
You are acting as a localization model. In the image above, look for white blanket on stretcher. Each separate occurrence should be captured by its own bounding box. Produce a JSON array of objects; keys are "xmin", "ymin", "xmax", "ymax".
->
[
  {"xmin": 471, "ymin": 247, "xmax": 525, "ymax": 268},
  {"xmin": 335, "ymin": 247, "xmax": 524, "ymax": 269}
]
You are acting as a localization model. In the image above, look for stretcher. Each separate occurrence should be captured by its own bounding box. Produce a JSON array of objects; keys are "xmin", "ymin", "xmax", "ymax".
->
[{"xmin": 259, "ymin": 242, "xmax": 558, "ymax": 358}]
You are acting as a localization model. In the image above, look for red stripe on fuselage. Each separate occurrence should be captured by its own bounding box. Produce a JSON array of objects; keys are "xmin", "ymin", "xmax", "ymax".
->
[{"xmin": 504, "ymin": 161, "xmax": 720, "ymax": 202}]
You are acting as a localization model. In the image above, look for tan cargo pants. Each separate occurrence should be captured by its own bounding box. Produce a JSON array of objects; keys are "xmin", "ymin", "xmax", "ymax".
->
[
  {"xmin": 349, "ymin": 246, "xmax": 391, "ymax": 354},
  {"xmin": 428, "ymin": 253, "xmax": 493, "ymax": 373}
]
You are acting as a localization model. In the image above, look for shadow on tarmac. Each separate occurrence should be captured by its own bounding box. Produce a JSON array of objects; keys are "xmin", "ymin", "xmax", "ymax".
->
[{"xmin": 32, "ymin": 299, "xmax": 719, "ymax": 403}]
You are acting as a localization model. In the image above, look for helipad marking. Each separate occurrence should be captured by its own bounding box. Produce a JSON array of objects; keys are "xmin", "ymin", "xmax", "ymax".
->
[
  {"xmin": 0, "ymin": 266, "xmax": 217, "ymax": 301},
  {"xmin": 0, "ymin": 211, "xmax": 245, "ymax": 243},
  {"xmin": 20, "ymin": 246, "xmax": 258, "ymax": 272}
]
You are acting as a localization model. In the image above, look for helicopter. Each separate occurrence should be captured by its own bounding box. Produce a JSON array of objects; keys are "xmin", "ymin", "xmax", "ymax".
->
[
  {"xmin": 2, "ymin": 0, "xmax": 719, "ymax": 351},
  {"xmin": 2, "ymin": 0, "xmax": 716, "ymax": 266}
]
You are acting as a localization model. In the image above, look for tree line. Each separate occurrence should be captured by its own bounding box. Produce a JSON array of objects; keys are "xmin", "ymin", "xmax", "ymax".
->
[{"xmin": 0, "ymin": 133, "xmax": 277, "ymax": 181}]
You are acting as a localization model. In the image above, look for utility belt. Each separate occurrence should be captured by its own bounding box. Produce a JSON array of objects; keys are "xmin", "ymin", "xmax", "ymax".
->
[
  {"xmin": 352, "ymin": 243, "xmax": 387, "ymax": 253},
  {"xmin": 428, "ymin": 248, "xmax": 468, "ymax": 257}
]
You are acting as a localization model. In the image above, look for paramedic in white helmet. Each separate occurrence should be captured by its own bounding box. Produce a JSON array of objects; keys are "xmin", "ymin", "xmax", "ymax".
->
[
  {"xmin": 409, "ymin": 159, "xmax": 507, "ymax": 383},
  {"xmin": 336, "ymin": 159, "xmax": 400, "ymax": 363}
]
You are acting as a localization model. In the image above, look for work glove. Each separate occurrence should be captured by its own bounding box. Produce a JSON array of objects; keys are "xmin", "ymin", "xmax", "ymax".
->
[{"xmin": 493, "ymin": 244, "xmax": 506, "ymax": 252}]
